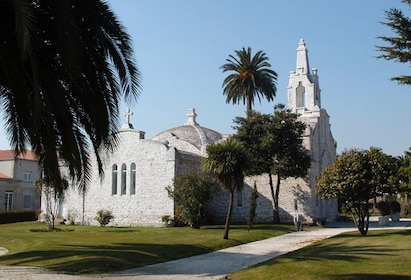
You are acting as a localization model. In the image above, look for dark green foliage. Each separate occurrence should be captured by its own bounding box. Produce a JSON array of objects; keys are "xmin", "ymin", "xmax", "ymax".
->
[
  {"xmin": 221, "ymin": 47, "xmax": 277, "ymax": 112},
  {"xmin": 233, "ymin": 104, "xmax": 310, "ymax": 223},
  {"xmin": 247, "ymin": 181, "xmax": 259, "ymax": 231},
  {"xmin": 95, "ymin": 209, "xmax": 114, "ymax": 227},
  {"xmin": 391, "ymin": 200, "xmax": 401, "ymax": 213},
  {"xmin": 202, "ymin": 138, "xmax": 249, "ymax": 239},
  {"xmin": 0, "ymin": 1, "xmax": 141, "ymax": 192},
  {"xmin": 377, "ymin": 0, "xmax": 411, "ymax": 85},
  {"xmin": 317, "ymin": 148, "xmax": 399, "ymax": 236},
  {"xmin": 0, "ymin": 210, "xmax": 39, "ymax": 224},
  {"xmin": 166, "ymin": 173, "xmax": 215, "ymax": 229},
  {"xmin": 376, "ymin": 201, "xmax": 391, "ymax": 216}
]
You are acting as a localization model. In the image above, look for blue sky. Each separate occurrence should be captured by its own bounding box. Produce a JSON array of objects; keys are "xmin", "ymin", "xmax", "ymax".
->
[{"xmin": 1, "ymin": 1, "xmax": 410, "ymax": 157}]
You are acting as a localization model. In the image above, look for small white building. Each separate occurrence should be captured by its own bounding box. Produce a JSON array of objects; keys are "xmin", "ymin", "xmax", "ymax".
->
[{"xmin": 43, "ymin": 39, "xmax": 338, "ymax": 226}]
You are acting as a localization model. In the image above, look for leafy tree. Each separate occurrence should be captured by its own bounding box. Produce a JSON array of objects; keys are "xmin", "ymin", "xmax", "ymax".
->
[
  {"xmin": 36, "ymin": 178, "xmax": 68, "ymax": 231},
  {"xmin": 0, "ymin": 0, "xmax": 141, "ymax": 192},
  {"xmin": 221, "ymin": 47, "xmax": 277, "ymax": 112},
  {"xmin": 166, "ymin": 172, "xmax": 215, "ymax": 229},
  {"xmin": 202, "ymin": 138, "xmax": 249, "ymax": 239},
  {"xmin": 377, "ymin": 0, "xmax": 411, "ymax": 85},
  {"xmin": 234, "ymin": 104, "xmax": 310, "ymax": 223},
  {"xmin": 398, "ymin": 148, "xmax": 411, "ymax": 194},
  {"xmin": 317, "ymin": 148, "xmax": 398, "ymax": 236},
  {"xmin": 247, "ymin": 181, "xmax": 259, "ymax": 231},
  {"xmin": 368, "ymin": 147, "xmax": 400, "ymax": 204}
]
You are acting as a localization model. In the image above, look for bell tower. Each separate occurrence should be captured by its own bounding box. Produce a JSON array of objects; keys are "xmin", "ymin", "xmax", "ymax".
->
[
  {"xmin": 286, "ymin": 39, "xmax": 338, "ymax": 222},
  {"xmin": 288, "ymin": 39, "xmax": 321, "ymax": 115}
]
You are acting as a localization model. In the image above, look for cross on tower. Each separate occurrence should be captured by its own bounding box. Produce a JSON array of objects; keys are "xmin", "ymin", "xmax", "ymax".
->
[{"xmin": 124, "ymin": 108, "xmax": 133, "ymax": 125}]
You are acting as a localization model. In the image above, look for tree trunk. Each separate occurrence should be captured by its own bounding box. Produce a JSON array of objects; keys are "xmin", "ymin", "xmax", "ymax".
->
[
  {"xmin": 273, "ymin": 173, "xmax": 281, "ymax": 224},
  {"xmin": 246, "ymin": 97, "xmax": 252, "ymax": 113},
  {"xmin": 268, "ymin": 173, "xmax": 281, "ymax": 224},
  {"xmin": 223, "ymin": 190, "xmax": 234, "ymax": 239}
]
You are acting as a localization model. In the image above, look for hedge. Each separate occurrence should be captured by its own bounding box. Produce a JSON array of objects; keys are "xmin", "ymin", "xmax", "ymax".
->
[{"xmin": 0, "ymin": 210, "xmax": 40, "ymax": 224}]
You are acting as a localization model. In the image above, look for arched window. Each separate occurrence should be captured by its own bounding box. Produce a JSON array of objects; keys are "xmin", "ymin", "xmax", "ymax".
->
[
  {"xmin": 130, "ymin": 163, "xmax": 136, "ymax": 195},
  {"xmin": 296, "ymin": 82, "xmax": 306, "ymax": 108},
  {"xmin": 121, "ymin": 163, "xmax": 127, "ymax": 195},
  {"xmin": 112, "ymin": 164, "xmax": 118, "ymax": 195}
]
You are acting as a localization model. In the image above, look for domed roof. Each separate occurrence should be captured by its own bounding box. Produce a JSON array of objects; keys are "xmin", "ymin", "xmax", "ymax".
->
[{"xmin": 151, "ymin": 108, "xmax": 224, "ymax": 156}]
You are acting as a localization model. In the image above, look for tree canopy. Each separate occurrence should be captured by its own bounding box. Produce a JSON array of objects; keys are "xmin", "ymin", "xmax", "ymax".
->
[
  {"xmin": 0, "ymin": 0, "xmax": 141, "ymax": 191},
  {"xmin": 233, "ymin": 104, "xmax": 310, "ymax": 223},
  {"xmin": 377, "ymin": 0, "xmax": 411, "ymax": 85},
  {"xmin": 317, "ymin": 148, "xmax": 399, "ymax": 236},
  {"xmin": 221, "ymin": 47, "xmax": 277, "ymax": 112},
  {"xmin": 202, "ymin": 138, "xmax": 248, "ymax": 239}
]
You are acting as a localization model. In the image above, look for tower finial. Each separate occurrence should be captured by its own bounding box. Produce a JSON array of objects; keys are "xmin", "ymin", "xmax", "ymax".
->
[
  {"xmin": 184, "ymin": 108, "xmax": 198, "ymax": 125},
  {"xmin": 296, "ymin": 38, "xmax": 310, "ymax": 74}
]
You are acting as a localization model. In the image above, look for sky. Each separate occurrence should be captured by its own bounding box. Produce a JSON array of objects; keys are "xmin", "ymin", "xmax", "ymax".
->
[{"xmin": 1, "ymin": 0, "xmax": 410, "ymax": 157}]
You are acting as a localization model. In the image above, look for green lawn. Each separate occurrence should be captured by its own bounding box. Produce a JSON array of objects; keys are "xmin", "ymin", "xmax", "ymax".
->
[
  {"xmin": 226, "ymin": 229, "xmax": 411, "ymax": 280},
  {"xmin": 0, "ymin": 222, "xmax": 294, "ymax": 274}
]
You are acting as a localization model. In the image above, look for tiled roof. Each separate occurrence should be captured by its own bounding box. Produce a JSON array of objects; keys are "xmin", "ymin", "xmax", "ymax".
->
[
  {"xmin": 0, "ymin": 172, "xmax": 11, "ymax": 179},
  {"xmin": 0, "ymin": 150, "xmax": 39, "ymax": 161}
]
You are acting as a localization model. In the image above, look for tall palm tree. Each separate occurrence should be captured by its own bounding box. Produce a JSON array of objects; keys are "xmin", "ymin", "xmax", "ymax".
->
[
  {"xmin": 220, "ymin": 47, "xmax": 277, "ymax": 112},
  {"xmin": 202, "ymin": 138, "xmax": 248, "ymax": 239},
  {"xmin": 0, "ymin": 0, "xmax": 141, "ymax": 192}
]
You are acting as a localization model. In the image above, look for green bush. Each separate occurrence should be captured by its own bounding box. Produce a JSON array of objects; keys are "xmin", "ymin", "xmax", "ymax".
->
[
  {"xmin": 0, "ymin": 210, "xmax": 40, "ymax": 224},
  {"xmin": 376, "ymin": 201, "xmax": 391, "ymax": 216},
  {"xmin": 391, "ymin": 201, "xmax": 401, "ymax": 213},
  {"xmin": 166, "ymin": 172, "xmax": 215, "ymax": 229},
  {"xmin": 95, "ymin": 209, "xmax": 114, "ymax": 227}
]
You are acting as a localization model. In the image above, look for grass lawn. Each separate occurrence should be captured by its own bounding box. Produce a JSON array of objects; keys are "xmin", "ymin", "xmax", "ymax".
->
[
  {"xmin": 0, "ymin": 221, "xmax": 294, "ymax": 274},
  {"xmin": 226, "ymin": 229, "xmax": 411, "ymax": 280}
]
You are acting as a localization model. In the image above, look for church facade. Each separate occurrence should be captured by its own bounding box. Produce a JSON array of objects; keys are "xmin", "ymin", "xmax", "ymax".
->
[{"xmin": 42, "ymin": 39, "xmax": 337, "ymax": 226}]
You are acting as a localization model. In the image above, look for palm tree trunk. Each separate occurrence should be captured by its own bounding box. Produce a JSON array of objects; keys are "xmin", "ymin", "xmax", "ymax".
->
[
  {"xmin": 246, "ymin": 97, "xmax": 252, "ymax": 113},
  {"xmin": 223, "ymin": 190, "xmax": 234, "ymax": 239}
]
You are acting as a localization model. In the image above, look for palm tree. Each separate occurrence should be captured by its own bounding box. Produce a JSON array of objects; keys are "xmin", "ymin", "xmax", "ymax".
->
[
  {"xmin": 202, "ymin": 138, "xmax": 248, "ymax": 239},
  {"xmin": 0, "ymin": 0, "xmax": 141, "ymax": 192},
  {"xmin": 220, "ymin": 47, "xmax": 277, "ymax": 112}
]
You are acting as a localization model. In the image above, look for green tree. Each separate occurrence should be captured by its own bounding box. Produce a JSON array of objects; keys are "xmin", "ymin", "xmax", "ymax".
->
[
  {"xmin": 0, "ymin": 0, "xmax": 141, "ymax": 192},
  {"xmin": 202, "ymin": 138, "xmax": 248, "ymax": 239},
  {"xmin": 247, "ymin": 181, "xmax": 259, "ymax": 231},
  {"xmin": 397, "ymin": 148, "xmax": 411, "ymax": 208},
  {"xmin": 36, "ymin": 178, "xmax": 68, "ymax": 231},
  {"xmin": 221, "ymin": 47, "xmax": 277, "ymax": 112},
  {"xmin": 234, "ymin": 104, "xmax": 310, "ymax": 223},
  {"xmin": 166, "ymin": 172, "xmax": 215, "ymax": 229},
  {"xmin": 377, "ymin": 0, "xmax": 411, "ymax": 85},
  {"xmin": 317, "ymin": 148, "xmax": 398, "ymax": 236}
]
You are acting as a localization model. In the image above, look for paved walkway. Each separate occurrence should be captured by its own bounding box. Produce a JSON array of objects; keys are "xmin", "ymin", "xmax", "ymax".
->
[{"xmin": 0, "ymin": 218, "xmax": 410, "ymax": 280}]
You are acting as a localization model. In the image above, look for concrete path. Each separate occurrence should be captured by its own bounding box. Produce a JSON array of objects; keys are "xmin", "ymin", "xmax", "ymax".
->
[{"xmin": 0, "ymin": 218, "xmax": 410, "ymax": 280}]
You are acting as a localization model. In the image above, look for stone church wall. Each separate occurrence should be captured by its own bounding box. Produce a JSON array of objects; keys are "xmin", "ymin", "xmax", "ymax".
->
[{"xmin": 60, "ymin": 129, "xmax": 177, "ymax": 227}]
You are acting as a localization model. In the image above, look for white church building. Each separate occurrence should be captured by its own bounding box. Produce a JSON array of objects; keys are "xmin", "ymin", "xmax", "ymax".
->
[{"xmin": 42, "ymin": 39, "xmax": 338, "ymax": 226}]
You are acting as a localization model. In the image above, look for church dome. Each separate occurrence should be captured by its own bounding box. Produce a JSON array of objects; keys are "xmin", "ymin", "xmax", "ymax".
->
[{"xmin": 151, "ymin": 108, "xmax": 225, "ymax": 156}]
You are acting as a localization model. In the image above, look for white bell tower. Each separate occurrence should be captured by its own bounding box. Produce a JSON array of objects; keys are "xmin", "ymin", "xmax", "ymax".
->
[
  {"xmin": 287, "ymin": 39, "xmax": 338, "ymax": 222},
  {"xmin": 288, "ymin": 39, "xmax": 321, "ymax": 115}
]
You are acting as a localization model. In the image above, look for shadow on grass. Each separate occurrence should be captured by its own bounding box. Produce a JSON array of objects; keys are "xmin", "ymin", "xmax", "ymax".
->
[
  {"xmin": 0, "ymin": 243, "xmax": 213, "ymax": 274},
  {"xmin": 330, "ymin": 274, "xmax": 411, "ymax": 280}
]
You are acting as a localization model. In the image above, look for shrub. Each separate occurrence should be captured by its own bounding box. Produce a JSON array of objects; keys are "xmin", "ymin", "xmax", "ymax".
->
[
  {"xmin": 0, "ymin": 210, "xmax": 39, "ymax": 224},
  {"xmin": 166, "ymin": 172, "xmax": 215, "ymax": 229},
  {"xmin": 95, "ymin": 209, "xmax": 114, "ymax": 227},
  {"xmin": 247, "ymin": 181, "xmax": 259, "ymax": 231},
  {"xmin": 391, "ymin": 201, "xmax": 401, "ymax": 214},
  {"xmin": 376, "ymin": 201, "xmax": 391, "ymax": 216}
]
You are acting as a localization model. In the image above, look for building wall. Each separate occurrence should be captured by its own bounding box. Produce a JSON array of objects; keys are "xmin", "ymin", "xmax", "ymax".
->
[
  {"xmin": 57, "ymin": 128, "xmax": 177, "ymax": 226},
  {"xmin": 0, "ymin": 158, "xmax": 41, "ymax": 211}
]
